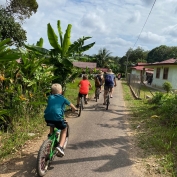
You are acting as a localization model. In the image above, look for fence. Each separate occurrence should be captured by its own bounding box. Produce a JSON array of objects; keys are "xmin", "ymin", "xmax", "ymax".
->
[{"xmin": 127, "ymin": 73, "xmax": 141, "ymax": 99}]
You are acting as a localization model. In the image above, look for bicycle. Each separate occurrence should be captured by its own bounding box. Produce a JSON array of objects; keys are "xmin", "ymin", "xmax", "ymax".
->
[
  {"xmin": 95, "ymin": 87, "xmax": 100, "ymax": 102},
  {"xmin": 78, "ymin": 94, "xmax": 86, "ymax": 117},
  {"xmin": 36, "ymin": 119, "xmax": 69, "ymax": 176},
  {"xmin": 105, "ymin": 89, "xmax": 111, "ymax": 110}
]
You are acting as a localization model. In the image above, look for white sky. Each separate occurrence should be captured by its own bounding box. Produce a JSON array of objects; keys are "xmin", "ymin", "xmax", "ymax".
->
[{"xmin": 1, "ymin": 0, "xmax": 177, "ymax": 57}]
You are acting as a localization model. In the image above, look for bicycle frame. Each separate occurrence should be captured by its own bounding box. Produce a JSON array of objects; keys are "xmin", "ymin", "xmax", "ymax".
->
[{"xmin": 48, "ymin": 128, "xmax": 60, "ymax": 159}]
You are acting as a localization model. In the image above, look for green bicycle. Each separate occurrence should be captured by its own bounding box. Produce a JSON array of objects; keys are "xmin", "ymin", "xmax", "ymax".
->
[{"xmin": 36, "ymin": 120, "xmax": 69, "ymax": 177}]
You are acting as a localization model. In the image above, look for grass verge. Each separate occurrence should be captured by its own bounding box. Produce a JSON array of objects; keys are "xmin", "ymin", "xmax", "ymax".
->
[{"xmin": 122, "ymin": 81, "xmax": 177, "ymax": 177}]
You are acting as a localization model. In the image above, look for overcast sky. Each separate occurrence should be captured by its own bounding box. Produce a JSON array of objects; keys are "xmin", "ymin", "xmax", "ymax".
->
[{"xmin": 1, "ymin": 0, "xmax": 177, "ymax": 57}]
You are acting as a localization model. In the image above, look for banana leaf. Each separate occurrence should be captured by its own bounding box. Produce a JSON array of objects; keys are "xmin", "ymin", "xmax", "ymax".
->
[
  {"xmin": 0, "ymin": 38, "xmax": 11, "ymax": 47},
  {"xmin": 62, "ymin": 58, "xmax": 73, "ymax": 68},
  {"xmin": 62, "ymin": 24, "xmax": 72, "ymax": 58},
  {"xmin": 57, "ymin": 20, "xmax": 63, "ymax": 48},
  {"xmin": 47, "ymin": 23, "xmax": 62, "ymax": 52},
  {"xmin": 0, "ymin": 53, "xmax": 20, "ymax": 61},
  {"xmin": 80, "ymin": 42, "xmax": 95, "ymax": 52},
  {"xmin": 36, "ymin": 38, "xmax": 44, "ymax": 47},
  {"xmin": 25, "ymin": 45, "xmax": 49, "ymax": 55}
]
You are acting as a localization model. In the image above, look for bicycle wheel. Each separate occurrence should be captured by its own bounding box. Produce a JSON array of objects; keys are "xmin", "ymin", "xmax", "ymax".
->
[
  {"xmin": 36, "ymin": 139, "xmax": 52, "ymax": 177},
  {"xmin": 96, "ymin": 89, "xmax": 98, "ymax": 102},
  {"xmin": 63, "ymin": 123, "xmax": 69, "ymax": 149},
  {"xmin": 106, "ymin": 94, "xmax": 109, "ymax": 110},
  {"xmin": 78, "ymin": 98, "xmax": 82, "ymax": 117}
]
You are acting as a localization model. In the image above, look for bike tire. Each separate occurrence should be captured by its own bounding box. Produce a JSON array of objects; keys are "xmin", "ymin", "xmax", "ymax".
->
[
  {"xmin": 78, "ymin": 98, "xmax": 82, "ymax": 117},
  {"xmin": 63, "ymin": 123, "xmax": 69, "ymax": 149},
  {"xmin": 36, "ymin": 139, "xmax": 52, "ymax": 177}
]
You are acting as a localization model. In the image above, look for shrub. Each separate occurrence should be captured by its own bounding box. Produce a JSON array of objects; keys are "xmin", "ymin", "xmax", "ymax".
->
[
  {"xmin": 162, "ymin": 81, "xmax": 172, "ymax": 93},
  {"xmin": 150, "ymin": 92, "xmax": 164, "ymax": 104}
]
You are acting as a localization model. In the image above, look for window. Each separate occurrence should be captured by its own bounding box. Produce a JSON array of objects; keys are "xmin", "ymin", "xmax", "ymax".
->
[
  {"xmin": 156, "ymin": 68, "xmax": 160, "ymax": 78},
  {"xmin": 163, "ymin": 67, "xmax": 169, "ymax": 79}
]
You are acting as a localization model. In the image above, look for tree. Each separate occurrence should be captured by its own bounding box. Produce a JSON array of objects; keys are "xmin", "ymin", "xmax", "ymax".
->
[
  {"xmin": 5, "ymin": 0, "xmax": 38, "ymax": 22},
  {"xmin": 96, "ymin": 48, "xmax": 112, "ymax": 67},
  {"xmin": 147, "ymin": 45, "xmax": 177, "ymax": 63},
  {"xmin": 25, "ymin": 20, "xmax": 95, "ymax": 91},
  {"xmin": 0, "ymin": 8, "xmax": 27, "ymax": 47}
]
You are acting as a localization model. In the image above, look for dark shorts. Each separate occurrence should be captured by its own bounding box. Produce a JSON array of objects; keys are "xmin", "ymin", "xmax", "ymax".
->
[
  {"xmin": 104, "ymin": 85, "xmax": 113, "ymax": 91},
  {"xmin": 46, "ymin": 119, "xmax": 67, "ymax": 130},
  {"xmin": 78, "ymin": 92, "xmax": 87, "ymax": 97}
]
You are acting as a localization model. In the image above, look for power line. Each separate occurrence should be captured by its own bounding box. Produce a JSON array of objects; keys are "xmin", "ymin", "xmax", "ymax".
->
[
  {"xmin": 125, "ymin": 0, "xmax": 157, "ymax": 78},
  {"xmin": 132, "ymin": 0, "xmax": 157, "ymax": 49}
]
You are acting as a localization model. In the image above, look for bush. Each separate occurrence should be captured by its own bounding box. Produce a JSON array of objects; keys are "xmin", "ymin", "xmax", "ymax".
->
[
  {"xmin": 150, "ymin": 92, "xmax": 164, "ymax": 104},
  {"xmin": 162, "ymin": 81, "xmax": 172, "ymax": 93}
]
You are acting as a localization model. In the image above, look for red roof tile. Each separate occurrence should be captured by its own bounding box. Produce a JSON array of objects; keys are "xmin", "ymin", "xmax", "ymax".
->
[{"xmin": 73, "ymin": 62, "xmax": 96, "ymax": 68}]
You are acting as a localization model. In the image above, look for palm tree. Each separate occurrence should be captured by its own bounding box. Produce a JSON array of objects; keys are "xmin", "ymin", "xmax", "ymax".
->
[{"xmin": 96, "ymin": 48, "xmax": 112, "ymax": 67}]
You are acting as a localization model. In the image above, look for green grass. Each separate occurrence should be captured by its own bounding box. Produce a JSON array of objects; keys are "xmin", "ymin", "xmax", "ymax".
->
[{"xmin": 122, "ymin": 81, "xmax": 177, "ymax": 177}]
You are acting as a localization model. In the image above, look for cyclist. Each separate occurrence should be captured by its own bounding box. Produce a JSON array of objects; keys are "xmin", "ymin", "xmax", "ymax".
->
[
  {"xmin": 76, "ymin": 74, "xmax": 92, "ymax": 107},
  {"xmin": 103, "ymin": 69, "xmax": 117, "ymax": 105},
  {"xmin": 44, "ymin": 83, "xmax": 77, "ymax": 156},
  {"xmin": 94, "ymin": 70, "xmax": 103, "ymax": 98}
]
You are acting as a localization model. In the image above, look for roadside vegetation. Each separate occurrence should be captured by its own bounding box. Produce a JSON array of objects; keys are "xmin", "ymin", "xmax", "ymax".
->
[
  {"xmin": 0, "ymin": 77, "xmax": 95, "ymax": 161},
  {"xmin": 122, "ymin": 81, "xmax": 177, "ymax": 177}
]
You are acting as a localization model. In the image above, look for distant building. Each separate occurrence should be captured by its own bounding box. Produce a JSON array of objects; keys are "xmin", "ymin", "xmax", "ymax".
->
[{"xmin": 73, "ymin": 62, "xmax": 96, "ymax": 69}]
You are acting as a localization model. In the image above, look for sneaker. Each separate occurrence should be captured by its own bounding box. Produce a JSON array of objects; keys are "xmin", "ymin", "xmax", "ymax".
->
[
  {"xmin": 56, "ymin": 146, "xmax": 65, "ymax": 156},
  {"xmin": 110, "ymin": 96, "xmax": 113, "ymax": 98},
  {"xmin": 103, "ymin": 103, "xmax": 106, "ymax": 105},
  {"xmin": 85, "ymin": 101, "xmax": 88, "ymax": 104}
]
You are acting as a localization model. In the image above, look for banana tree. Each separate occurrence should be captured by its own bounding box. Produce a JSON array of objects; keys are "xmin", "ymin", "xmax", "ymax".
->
[
  {"xmin": 25, "ymin": 20, "xmax": 95, "ymax": 92},
  {"xmin": 0, "ymin": 38, "xmax": 20, "ymax": 62}
]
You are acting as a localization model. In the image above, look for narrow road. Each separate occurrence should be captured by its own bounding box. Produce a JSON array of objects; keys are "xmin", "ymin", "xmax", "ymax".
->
[
  {"xmin": 45, "ymin": 80, "xmax": 142, "ymax": 177},
  {"xmin": 0, "ymin": 80, "xmax": 143, "ymax": 177}
]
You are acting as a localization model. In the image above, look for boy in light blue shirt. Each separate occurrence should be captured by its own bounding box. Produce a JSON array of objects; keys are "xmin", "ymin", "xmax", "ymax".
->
[{"xmin": 44, "ymin": 83, "xmax": 77, "ymax": 156}]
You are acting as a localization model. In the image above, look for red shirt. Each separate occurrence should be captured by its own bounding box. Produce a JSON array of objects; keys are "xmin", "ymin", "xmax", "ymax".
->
[{"xmin": 79, "ymin": 80, "xmax": 90, "ymax": 94}]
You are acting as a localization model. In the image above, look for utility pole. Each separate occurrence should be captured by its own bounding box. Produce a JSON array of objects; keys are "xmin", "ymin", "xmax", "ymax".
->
[{"xmin": 125, "ymin": 52, "xmax": 131, "ymax": 80}]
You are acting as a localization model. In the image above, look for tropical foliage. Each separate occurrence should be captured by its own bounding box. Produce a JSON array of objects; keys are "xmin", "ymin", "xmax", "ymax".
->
[
  {"xmin": 3, "ymin": 0, "xmax": 38, "ymax": 22},
  {"xmin": 26, "ymin": 20, "xmax": 95, "ymax": 91},
  {"xmin": 0, "ymin": 8, "xmax": 27, "ymax": 47}
]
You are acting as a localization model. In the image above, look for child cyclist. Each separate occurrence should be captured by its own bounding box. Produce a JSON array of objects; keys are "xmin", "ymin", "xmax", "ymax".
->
[
  {"xmin": 44, "ymin": 83, "xmax": 77, "ymax": 156},
  {"xmin": 76, "ymin": 74, "xmax": 92, "ymax": 107},
  {"xmin": 94, "ymin": 70, "xmax": 103, "ymax": 98}
]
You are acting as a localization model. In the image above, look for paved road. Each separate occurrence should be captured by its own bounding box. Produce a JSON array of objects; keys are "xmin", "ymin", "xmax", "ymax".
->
[
  {"xmin": 0, "ymin": 80, "xmax": 143, "ymax": 177},
  {"xmin": 45, "ymin": 80, "xmax": 142, "ymax": 177}
]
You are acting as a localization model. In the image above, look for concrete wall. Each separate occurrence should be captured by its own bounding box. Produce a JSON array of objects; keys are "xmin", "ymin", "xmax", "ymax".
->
[{"xmin": 152, "ymin": 65, "xmax": 177, "ymax": 90}]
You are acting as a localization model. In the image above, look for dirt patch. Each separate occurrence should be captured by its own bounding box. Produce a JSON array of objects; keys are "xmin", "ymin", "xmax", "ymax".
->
[{"xmin": 0, "ymin": 132, "xmax": 47, "ymax": 177}]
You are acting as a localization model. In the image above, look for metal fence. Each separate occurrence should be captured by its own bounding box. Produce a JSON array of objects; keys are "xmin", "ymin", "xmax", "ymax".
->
[{"xmin": 127, "ymin": 73, "xmax": 141, "ymax": 98}]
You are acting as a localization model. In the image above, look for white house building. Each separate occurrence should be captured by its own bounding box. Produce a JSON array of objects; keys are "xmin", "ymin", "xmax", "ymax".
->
[{"xmin": 144, "ymin": 58, "xmax": 177, "ymax": 90}]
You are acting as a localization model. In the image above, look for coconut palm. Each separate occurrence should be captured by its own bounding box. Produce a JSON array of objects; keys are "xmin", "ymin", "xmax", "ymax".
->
[{"xmin": 96, "ymin": 48, "xmax": 112, "ymax": 67}]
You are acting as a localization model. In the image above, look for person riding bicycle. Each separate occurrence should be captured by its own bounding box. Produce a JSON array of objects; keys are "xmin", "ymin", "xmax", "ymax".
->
[
  {"xmin": 76, "ymin": 74, "xmax": 92, "ymax": 107},
  {"xmin": 94, "ymin": 70, "xmax": 103, "ymax": 98},
  {"xmin": 103, "ymin": 69, "xmax": 117, "ymax": 105},
  {"xmin": 44, "ymin": 83, "xmax": 77, "ymax": 156}
]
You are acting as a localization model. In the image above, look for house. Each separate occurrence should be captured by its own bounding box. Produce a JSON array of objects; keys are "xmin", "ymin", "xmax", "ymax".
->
[
  {"xmin": 144, "ymin": 58, "xmax": 177, "ymax": 90},
  {"xmin": 131, "ymin": 63, "xmax": 154, "ymax": 82},
  {"xmin": 73, "ymin": 61, "xmax": 96, "ymax": 69}
]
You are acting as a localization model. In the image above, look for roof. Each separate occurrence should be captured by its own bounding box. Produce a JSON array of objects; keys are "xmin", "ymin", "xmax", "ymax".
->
[
  {"xmin": 131, "ymin": 66, "xmax": 154, "ymax": 71},
  {"xmin": 96, "ymin": 68, "xmax": 108, "ymax": 72},
  {"xmin": 73, "ymin": 62, "xmax": 96, "ymax": 69},
  {"xmin": 144, "ymin": 58, "xmax": 177, "ymax": 66}
]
